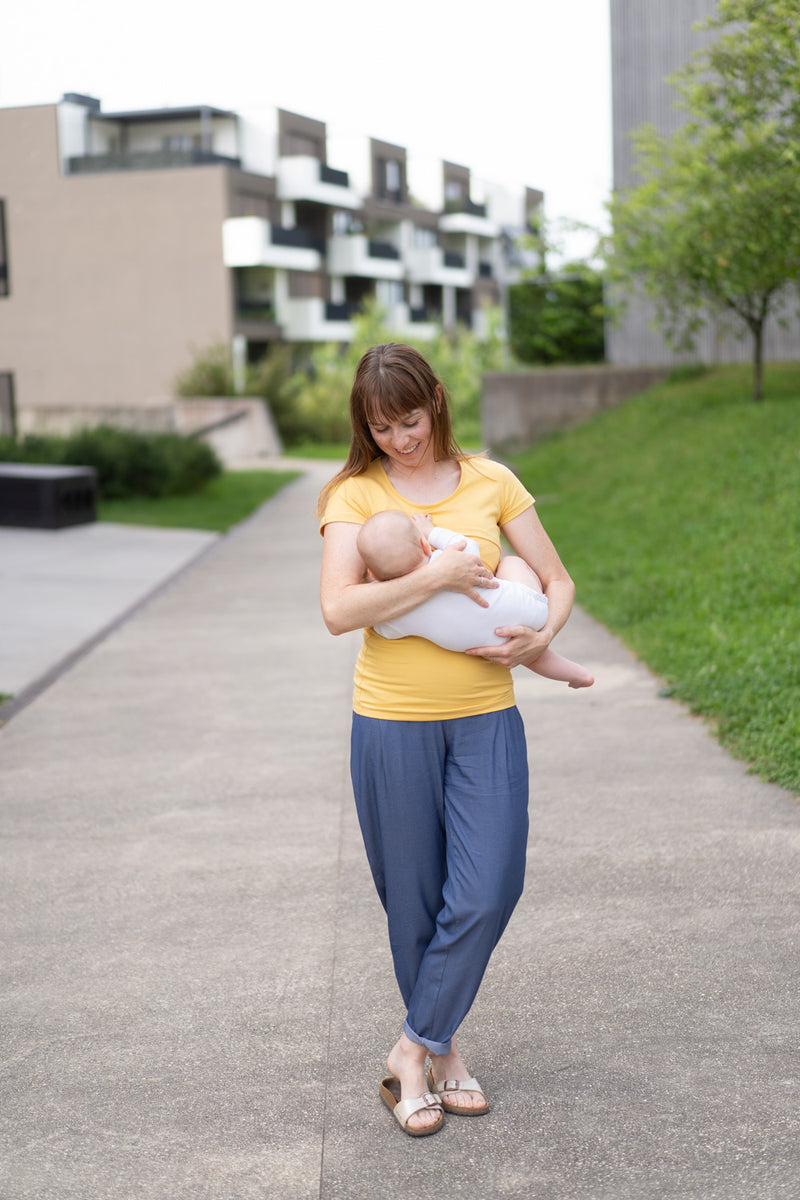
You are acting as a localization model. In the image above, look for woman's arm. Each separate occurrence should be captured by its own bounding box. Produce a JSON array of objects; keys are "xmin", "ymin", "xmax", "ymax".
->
[
  {"xmin": 320, "ymin": 521, "xmax": 497, "ymax": 636},
  {"xmin": 466, "ymin": 505, "xmax": 576, "ymax": 669}
]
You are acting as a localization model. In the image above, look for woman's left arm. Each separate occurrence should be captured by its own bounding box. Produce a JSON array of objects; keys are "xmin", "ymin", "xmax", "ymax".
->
[{"xmin": 466, "ymin": 505, "xmax": 576, "ymax": 669}]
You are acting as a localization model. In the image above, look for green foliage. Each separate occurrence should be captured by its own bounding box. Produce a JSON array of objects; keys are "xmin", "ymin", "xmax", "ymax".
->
[
  {"xmin": 288, "ymin": 301, "xmax": 395, "ymax": 444},
  {"xmin": 420, "ymin": 307, "xmax": 510, "ymax": 445},
  {"xmin": 606, "ymin": 0, "xmax": 800, "ymax": 401},
  {"xmin": 98, "ymin": 469, "xmax": 299, "ymax": 532},
  {"xmin": 509, "ymin": 275, "xmax": 605, "ymax": 365},
  {"xmin": 174, "ymin": 341, "xmax": 307, "ymax": 445},
  {"xmin": 245, "ymin": 344, "xmax": 306, "ymax": 443},
  {"xmin": 176, "ymin": 301, "xmax": 511, "ymax": 448},
  {"xmin": 510, "ymin": 218, "xmax": 606, "ymax": 366},
  {"xmin": 0, "ymin": 426, "xmax": 220, "ymax": 500},
  {"xmin": 511, "ymin": 361, "xmax": 800, "ymax": 793},
  {"xmin": 174, "ymin": 343, "xmax": 234, "ymax": 397}
]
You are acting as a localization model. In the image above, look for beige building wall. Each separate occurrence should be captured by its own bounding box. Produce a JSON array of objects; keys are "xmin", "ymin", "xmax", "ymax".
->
[{"xmin": 0, "ymin": 104, "xmax": 233, "ymax": 422}]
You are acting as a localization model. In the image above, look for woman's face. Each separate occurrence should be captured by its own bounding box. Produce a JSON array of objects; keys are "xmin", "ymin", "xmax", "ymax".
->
[{"xmin": 367, "ymin": 406, "xmax": 435, "ymax": 469}]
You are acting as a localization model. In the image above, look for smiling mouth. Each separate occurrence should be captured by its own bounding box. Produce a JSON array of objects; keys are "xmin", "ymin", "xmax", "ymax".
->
[{"xmin": 399, "ymin": 444, "xmax": 419, "ymax": 456}]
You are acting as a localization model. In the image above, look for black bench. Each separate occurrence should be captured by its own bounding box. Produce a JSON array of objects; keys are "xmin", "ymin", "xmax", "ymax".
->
[{"xmin": 0, "ymin": 463, "xmax": 97, "ymax": 529}]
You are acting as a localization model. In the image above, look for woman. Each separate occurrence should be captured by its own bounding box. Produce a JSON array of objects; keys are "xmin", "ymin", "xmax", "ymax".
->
[{"xmin": 318, "ymin": 344, "xmax": 576, "ymax": 1136}]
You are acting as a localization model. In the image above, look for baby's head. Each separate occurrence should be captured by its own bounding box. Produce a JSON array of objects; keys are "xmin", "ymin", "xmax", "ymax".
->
[{"xmin": 357, "ymin": 509, "xmax": 429, "ymax": 581}]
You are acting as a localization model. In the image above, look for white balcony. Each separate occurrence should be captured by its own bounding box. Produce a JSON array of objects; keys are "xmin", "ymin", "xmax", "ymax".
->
[
  {"xmin": 222, "ymin": 217, "xmax": 321, "ymax": 271},
  {"xmin": 439, "ymin": 211, "xmax": 500, "ymax": 238},
  {"xmin": 278, "ymin": 297, "xmax": 353, "ymax": 342},
  {"xmin": 404, "ymin": 245, "xmax": 473, "ymax": 287},
  {"xmin": 276, "ymin": 156, "xmax": 361, "ymax": 208},
  {"xmin": 327, "ymin": 235, "xmax": 404, "ymax": 280},
  {"xmin": 382, "ymin": 303, "xmax": 438, "ymax": 341}
]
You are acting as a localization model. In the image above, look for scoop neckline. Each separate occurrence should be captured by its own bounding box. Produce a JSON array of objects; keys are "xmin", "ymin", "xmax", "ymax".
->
[{"xmin": 377, "ymin": 457, "xmax": 465, "ymax": 507}]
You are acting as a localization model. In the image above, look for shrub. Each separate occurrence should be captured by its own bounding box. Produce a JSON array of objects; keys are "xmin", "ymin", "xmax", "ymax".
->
[
  {"xmin": 293, "ymin": 301, "xmax": 511, "ymax": 447},
  {"xmin": 173, "ymin": 302, "xmax": 514, "ymax": 448},
  {"xmin": 174, "ymin": 343, "xmax": 235, "ymax": 397},
  {"xmin": 246, "ymin": 344, "xmax": 307, "ymax": 446},
  {"xmin": 174, "ymin": 341, "xmax": 308, "ymax": 446},
  {"xmin": 0, "ymin": 426, "xmax": 220, "ymax": 500},
  {"xmin": 508, "ymin": 273, "xmax": 605, "ymax": 365}
]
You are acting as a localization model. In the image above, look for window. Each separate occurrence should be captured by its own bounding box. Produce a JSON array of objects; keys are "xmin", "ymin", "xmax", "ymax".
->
[
  {"xmin": 413, "ymin": 226, "xmax": 437, "ymax": 248},
  {"xmin": 385, "ymin": 160, "xmax": 401, "ymax": 192},
  {"xmin": 285, "ymin": 132, "xmax": 322, "ymax": 158},
  {"xmin": 332, "ymin": 210, "xmax": 354, "ymax": 236},
  {"xmin": 379, "ymin": 157, "xmax": 404, "ymax": 202},
  {"xmin": 376, "ymin": 279, "xmax": 404, "ymax": 307},
  {"xmin": 162, "ymin": 135, "xmax": 199, "ymax": 152},
  {"xmin": 0, "ymin": 201, "xmax": 9, "ymax": 297},
  {"xmin": 0, "ymin": 373, "xmax": 15, "ymax": 435},
  {"xmin": 232, "ymin": 192, "xmax": 270, "ymax": 219}
]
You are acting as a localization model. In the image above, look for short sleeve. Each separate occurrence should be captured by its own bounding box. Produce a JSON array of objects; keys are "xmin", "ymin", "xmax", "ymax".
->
[
  {"xmin": 319, "ymin": 475, "xmax": 371, "ymax": 533},
  {"xmin": 496, "ymin": 462, "xmax": 535, "ymax": 526}
]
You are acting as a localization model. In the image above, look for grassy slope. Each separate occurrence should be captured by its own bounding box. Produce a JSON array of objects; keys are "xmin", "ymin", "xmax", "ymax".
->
[
  {"xmin": 511, "ymin": 364, "xmax": 800, "ymax": 795},
  {"xmin": 97, "ymin": 469, "xmax": 300, "ymax": 533}
]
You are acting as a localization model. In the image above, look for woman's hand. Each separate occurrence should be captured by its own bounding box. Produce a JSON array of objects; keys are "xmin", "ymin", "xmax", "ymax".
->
[
  {"xmin": 466, "ymin": 623, "xmax": 553, "ymax": 668},
  {"xmin": 428, "ymin": 544, "xmax": 498, "ymax": 608}
]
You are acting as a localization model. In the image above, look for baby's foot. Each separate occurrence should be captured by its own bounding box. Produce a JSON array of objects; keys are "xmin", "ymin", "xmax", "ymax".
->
[{"xmin": 568, "ymin": 668, "xmax": 594, "ymax": 689}]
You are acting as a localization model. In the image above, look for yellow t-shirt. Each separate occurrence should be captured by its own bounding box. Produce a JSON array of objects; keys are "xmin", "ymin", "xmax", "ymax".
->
[{"xmin": 320, "ymin": 455, "xmax": 535, "ymax": 720}]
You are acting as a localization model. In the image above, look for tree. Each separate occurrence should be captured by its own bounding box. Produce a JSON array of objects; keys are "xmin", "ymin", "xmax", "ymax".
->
[
  {"xmin": 509, "ymin": 219, "xmax": 605, "ymax": 366},
  {"xmin": 606, "ymin": 0, "xmax": 800, "ymax": 401}
]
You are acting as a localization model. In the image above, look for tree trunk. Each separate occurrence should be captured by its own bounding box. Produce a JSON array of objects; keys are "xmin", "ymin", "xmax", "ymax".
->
[{"xmin": 751, "ymin": 319, "xmax": 764, "ymax": 403}]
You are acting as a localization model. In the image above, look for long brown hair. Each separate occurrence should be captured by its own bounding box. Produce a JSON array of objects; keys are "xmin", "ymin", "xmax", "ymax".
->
[{"xmin": 316, "ymin": 343, "xmax": 467, "ymax": 518}]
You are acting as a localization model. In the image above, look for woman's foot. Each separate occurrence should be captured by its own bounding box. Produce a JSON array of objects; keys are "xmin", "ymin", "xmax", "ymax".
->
[
  {"xmin": 386, "ymin": 1034, "xmax": 442, "ymax": 1134},
  {"xmin": 428, "ymin": 1038, "xmax": 489, "ymax": 1114}
]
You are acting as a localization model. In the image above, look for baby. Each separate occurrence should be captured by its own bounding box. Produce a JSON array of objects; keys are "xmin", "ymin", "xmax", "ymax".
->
[{"xmin": 356, "ymin": 509, "xmax": 594, "ymax": 688}]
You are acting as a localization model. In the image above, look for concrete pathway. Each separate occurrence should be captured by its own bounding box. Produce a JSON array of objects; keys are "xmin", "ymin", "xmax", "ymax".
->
[
  {"xmin": 1, "ymin": 463, "xmax": 798, "ymax": 1199},
  {"xmin": 0, "ymin": 522, "xmax": 217, "ymax": 701}
]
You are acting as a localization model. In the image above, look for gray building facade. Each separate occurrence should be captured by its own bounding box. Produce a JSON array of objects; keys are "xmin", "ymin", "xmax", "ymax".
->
[{"xmin": 608, "ymin": 0, "xmax": 800, "ymax": 366}]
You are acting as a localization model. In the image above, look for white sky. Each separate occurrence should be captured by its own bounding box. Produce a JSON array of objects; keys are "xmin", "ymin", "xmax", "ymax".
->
[{"xmin": 2, "ymin": 0, "xmax": 612, "ymax": 247}]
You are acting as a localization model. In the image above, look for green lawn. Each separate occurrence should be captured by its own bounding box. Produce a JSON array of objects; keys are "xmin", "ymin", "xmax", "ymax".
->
[
  {"xmin": 511, "ymin": 363, "xmax": 800, "ymax": 795},
  {"xmin": 283, "ymin": 442, "xmax": 350, "ymax": 460},
  {"xmin": 98, "ymin": 469, "xmax": 300, "ymax": 532}
]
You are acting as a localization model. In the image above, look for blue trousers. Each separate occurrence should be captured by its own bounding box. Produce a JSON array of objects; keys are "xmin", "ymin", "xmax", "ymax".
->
[{"xmin": 350, "ymin": 707, "xmax": 529, "ymax": 1056}]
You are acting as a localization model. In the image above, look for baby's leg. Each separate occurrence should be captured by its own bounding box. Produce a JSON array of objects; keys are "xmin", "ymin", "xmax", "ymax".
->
[{"xmin": 495, "ymin": 557, "xmax": 594, "ymax": 688}]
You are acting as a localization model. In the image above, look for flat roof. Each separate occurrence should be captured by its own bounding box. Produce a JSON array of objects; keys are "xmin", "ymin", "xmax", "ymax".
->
[{"xmin": 97, "ymin": 105, "xmax": 237, "ymax": 124}]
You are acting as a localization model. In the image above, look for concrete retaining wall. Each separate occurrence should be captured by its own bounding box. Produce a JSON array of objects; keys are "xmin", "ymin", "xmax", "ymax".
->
[
  {"xmin": 482, "ymin": 365, "xmax": 669, "ymax": 454},
  {"xmin": 17, "ymin": 397, "xmax": 282, "ymax": 466}
]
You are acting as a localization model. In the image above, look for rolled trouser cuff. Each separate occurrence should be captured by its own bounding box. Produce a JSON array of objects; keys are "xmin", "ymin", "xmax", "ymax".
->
[{"xmin": 403, "ymin": 1018, "xmax": 452, "ymax": 1057}]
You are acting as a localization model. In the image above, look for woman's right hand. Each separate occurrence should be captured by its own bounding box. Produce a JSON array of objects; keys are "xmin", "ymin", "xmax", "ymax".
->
[{"xmin": 429, "ymin": 543, "xmax": 498, "ymax": 607}]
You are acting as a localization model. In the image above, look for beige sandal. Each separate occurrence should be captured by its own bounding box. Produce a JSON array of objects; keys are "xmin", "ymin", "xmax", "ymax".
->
[
  {"xmin": 426, "ymin": 1067, "xmax": 490, "ymax": 1116},
  {"xmin": 380, "ymin": 1075, "xmax": 444, "ymax": 1136}
]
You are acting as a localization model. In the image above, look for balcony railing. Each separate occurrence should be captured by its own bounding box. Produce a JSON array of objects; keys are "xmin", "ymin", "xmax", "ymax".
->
[
  {"xmin": 68, "ymin": 149, "xmax": 242, "ymax": 174},
  {"xmin": 376, "ymin": 187, "xmax": 405, "ymax": 205},
  {"xmin": 319, "ymin": 163, "xmax": 350, "ymax": 187},
  {"xmin": 236, "ymin": 302, "xmax": 276, "ymax": 321},
  {"xmin": 325, "ymin": 301, "xmax": 362, "ymax": 321},
  {"xmin": 271, "ymin": 226, "xmax": 325, "ymax": 254},
  {"xmin": 444, "ymin": 198, "xmax": 487, "ymax": 218},
  {"xmin": 367, "ymin": 240, "xmax": 400, "ymax": 260}
]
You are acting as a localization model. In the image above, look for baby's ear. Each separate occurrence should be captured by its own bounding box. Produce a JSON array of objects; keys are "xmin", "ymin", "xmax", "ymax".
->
[{"xmin": 420, "ymin": 535, "xmax": 432, "ymax": 558}]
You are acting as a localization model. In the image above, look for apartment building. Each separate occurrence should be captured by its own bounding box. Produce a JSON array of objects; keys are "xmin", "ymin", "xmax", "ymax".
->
[
  {"xmin": 0, "ymin": 94, "xmax": 541, "ymax": 432},
  {"xmin": 608, "ymin": 0, "xmax": 800, "ymax": 366}
]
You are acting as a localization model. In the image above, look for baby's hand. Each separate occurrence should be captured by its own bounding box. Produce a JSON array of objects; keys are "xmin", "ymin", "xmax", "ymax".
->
[{"xmin": 411, "ymin": 512, "xmax": 434, "ymax": 536}]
